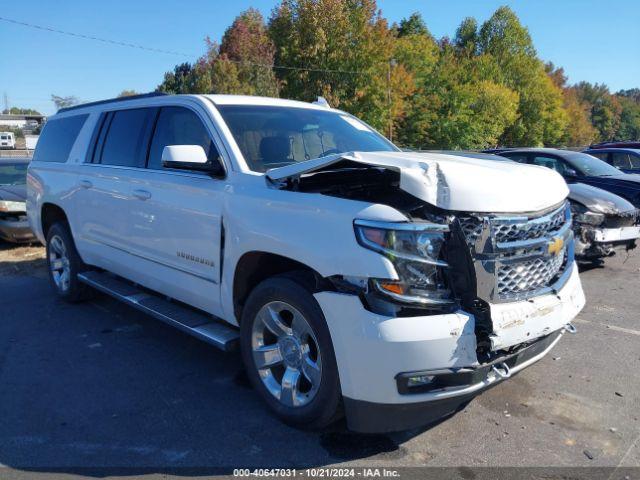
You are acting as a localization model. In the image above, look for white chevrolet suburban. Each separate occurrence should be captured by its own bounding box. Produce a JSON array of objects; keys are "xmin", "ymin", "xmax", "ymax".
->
[{"xmin": 27, "ymin": 93, "xmax": 585, "ymax": 432}]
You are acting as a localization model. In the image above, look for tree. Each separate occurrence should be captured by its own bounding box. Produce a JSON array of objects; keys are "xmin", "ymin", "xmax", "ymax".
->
[
  {"xmin": 2, "ymin": 107, "xmax": 42, "ymax": 115},
  {"xmin": 561, "ymin": 88, "xmax": 597, "ymax": 146},
  {"xmin": 453, "ymin": 17, "xmax": 478, "ymax": 56},
  {"xmin": 51, "ymin": 95, "xmax": 80, "ymax": 111},
  {"xmin": 616, "ymin": 96, "xmax": 640, "ymax": 141},
  {"xmin": 117, "ymin": 90, "xmax": 139, "ymax": 97},
  {"xmin": 477, "ymin": 7, "xmax": 567, "ymax": 146},
  {"xmin": 397, "ymin": 12, "xmax": 430, "ymax": 38},
  {"xmin": 158, "ymin": 9, "xmax": 278, "ymax": 96},
  {"xmin": 574, "ymin": 82, "xmax": 622, "ymax": 141},
  {"xmin": 269, "ymin": 0, "xmax": 408, "ymax": 133}
]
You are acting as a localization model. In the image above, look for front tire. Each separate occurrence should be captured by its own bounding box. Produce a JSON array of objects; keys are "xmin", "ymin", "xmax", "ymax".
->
[
  {"xmin": 240, "ymin": 275, "xmax": 342, "ymax": 429},
  {"xmin": 46, "ymin": 222, "xmax": 91, "ymax": 302}
]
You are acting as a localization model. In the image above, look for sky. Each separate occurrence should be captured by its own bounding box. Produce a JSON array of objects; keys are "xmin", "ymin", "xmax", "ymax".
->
[{"xmin": 1, "ymin": 0, "xmax": 638, "ymax": 116}]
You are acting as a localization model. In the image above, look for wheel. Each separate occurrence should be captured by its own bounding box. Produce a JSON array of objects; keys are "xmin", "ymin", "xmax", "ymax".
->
[
  {"xmin": 46, "ymin": 222, "xmax": 92, "ymax": 302},
  {"xmin": 240, "ymin": 275, "xmax": 342, "ymax": 429}
]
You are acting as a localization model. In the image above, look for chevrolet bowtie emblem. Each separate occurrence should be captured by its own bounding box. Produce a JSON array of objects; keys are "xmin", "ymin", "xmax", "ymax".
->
[{"xmin": 547, "ymin": 237, "xmax": 564, "ymax": 256}]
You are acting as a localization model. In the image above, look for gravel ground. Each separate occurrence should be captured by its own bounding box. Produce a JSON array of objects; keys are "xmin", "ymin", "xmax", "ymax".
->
[{"xmin": 0, "ymin": 241, "xmax": 638, "ymax": 478}]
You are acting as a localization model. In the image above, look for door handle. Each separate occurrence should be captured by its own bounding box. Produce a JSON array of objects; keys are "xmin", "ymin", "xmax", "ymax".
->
[
  {"xmin": 132, "ymin": 189, "xmax": 152, "ymax": 201},
  {"xmin": 79, "ymin": 179, "xmax": 93, "ymax": 189}
]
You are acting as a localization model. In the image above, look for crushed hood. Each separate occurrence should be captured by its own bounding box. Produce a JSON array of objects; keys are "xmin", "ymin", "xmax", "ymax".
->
[
  {"xmin": 266, "ymin": 151, "xmax": 569, "ymax": 213},
  {"xmin": 568, "ymin": 183, "xmax": 636, "ymax": 215}
]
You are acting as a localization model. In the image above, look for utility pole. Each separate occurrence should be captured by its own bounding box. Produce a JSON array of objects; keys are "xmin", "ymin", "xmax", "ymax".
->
[
  {"xmin": 387, "ymin": 59, "xmax": 396, "ymax": 142},
  {"xmin": 3, "ymin": 92, "xmax": 8, "ymax": 113}
]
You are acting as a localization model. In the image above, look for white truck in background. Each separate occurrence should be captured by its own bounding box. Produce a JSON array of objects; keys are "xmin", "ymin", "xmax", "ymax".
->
[{"xmin": 26, "ymin": 93, "xmax": 585, "ymax": 432}]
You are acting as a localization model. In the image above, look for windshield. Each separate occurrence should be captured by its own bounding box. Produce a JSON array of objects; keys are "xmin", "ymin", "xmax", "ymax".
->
[
  {"xmin": 0, "ymin": 163, "xmax": 28, "ymax": 185},
  {"xmin": 566, "ymin": 152, "xmax": 622, "ymax": 177},
  {"xmin": 216, "ymin": 105, "xmax": 398, "ymax": 172}
]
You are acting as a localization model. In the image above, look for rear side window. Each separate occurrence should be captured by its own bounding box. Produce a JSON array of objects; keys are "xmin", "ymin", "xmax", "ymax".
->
[
  {"xmin": 32, "ymin": 114, "xmax": 88, "ymax": 163},
  {"xmin": 588, "ymin": 151, "xmax": 608, "ymax": 161},
  {"xmin": 501, "ymin": 152, "xmax": 528, "ymax": 163},
  {"xmin": 531, "ymin": 155, "xmax": 568, "ymax": 174},
  {"xmin": 147, "ymin": 107, "xmax": 218, "ymax": 170},
  {"xmin": 611, "ymin": 152, "xmax": 633, "ymax": 169},
  {"xmin": 99, "ymin": 108, "xmax": 155, "ymax": 167}
]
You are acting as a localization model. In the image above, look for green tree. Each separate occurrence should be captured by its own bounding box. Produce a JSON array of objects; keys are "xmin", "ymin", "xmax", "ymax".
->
[
  {"xmin": 51, "ymin": 95, "xmax": 80, "ymax": 111},
  {"xmin": 269, "ymin": 0, "xmax": 406, "ymax": 133},
  {"xmin": 453, "ymin": 17, "xmax": 479, "ymax": 56},
  {"xmin": 397, "ymin": 12, "xmax": 430, "ymax": 38},
  {"xmin": 616, "ymin": 96, "xmax": 640, "ymax": 140},
  {"xmin": 574, "ymin": 82, "xmax": 622, "ymax": 141},
  {"xmin": 2, "ymin": 107, "xmax": 42, "ymax": 115},
  {"xmin": 477, "ymin": 7, "xmax": 567, "ymax": 146},
  {"xmin": 117, "ymin": 90, "xmax": 139, "ymax": 97}
]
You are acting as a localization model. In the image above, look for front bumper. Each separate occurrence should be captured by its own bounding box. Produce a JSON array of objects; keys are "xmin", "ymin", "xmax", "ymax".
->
[
  {"xmin": 593, "ymin": 225, "xmax": 640, "ymax": 243},
  {"xmin": 314, "ymin": 263, "xmax": 584, "ymax": 433},
  {"xmin": 0, "ymin": 216, "xmax": 36, "ymax": 243}
]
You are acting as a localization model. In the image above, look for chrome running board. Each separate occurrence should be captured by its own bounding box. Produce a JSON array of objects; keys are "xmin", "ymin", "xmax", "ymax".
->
[{"xmin": 78, "ymin": 271, "xmax": 239, "ymax": 351}]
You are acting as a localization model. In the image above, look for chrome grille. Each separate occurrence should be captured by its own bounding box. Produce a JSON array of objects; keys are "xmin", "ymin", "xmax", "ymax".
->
[
  {"xmin": 492, "ymin": 207, "xmax": 565, "ymax": 243},
  {"xmin": 497, "ymin": 249, "xmax": 566, "ymax": 297},
  {"xmin": 458, "ymin": 202, "xmax": 573, "ymax": 302}
]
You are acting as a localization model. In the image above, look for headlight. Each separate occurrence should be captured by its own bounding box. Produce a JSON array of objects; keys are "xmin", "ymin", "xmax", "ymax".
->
[
  {"xmin": 0, "ymin": 200, "xmax": 26, "ymax": 213},
  {"xmin": 354, "ymin": 219, "xmax": 453, "ymax": 305},
  {"xmin": 571, "ymin": 203, "xmax": 604, "ymax": 226}
]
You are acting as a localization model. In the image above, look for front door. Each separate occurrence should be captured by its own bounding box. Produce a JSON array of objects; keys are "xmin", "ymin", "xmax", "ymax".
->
[{"xmin": 123, "ymin": 105, "xmax": 226, "ymax": 315}]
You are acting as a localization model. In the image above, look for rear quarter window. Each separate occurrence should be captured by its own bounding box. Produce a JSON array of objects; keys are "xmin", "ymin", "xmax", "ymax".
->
[{"xmin": 32, "ymin": 114, "xmax": 88, "ymax": 163}]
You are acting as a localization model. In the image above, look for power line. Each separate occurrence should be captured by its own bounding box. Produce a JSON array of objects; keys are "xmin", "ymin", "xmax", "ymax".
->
[
  {"xmin": 0, "ymin": 16, "xmax": 196, "ymax": 57},
  {"xmin": 0, "ymin": 16, "xmax": 373, "ymax": 76}
]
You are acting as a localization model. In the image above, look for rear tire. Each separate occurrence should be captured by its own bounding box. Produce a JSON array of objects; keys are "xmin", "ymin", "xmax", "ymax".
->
[
  {"xmin": 240, "ymin": 275, "xmax": 342, "ymax": 429},
  {"xmin": 46, "ymin": 222, "xmax": 92, "ymax": 302}
]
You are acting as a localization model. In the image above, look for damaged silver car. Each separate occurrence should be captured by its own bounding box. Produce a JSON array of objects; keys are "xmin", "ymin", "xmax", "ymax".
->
[{"xmin": 569, "ymin": 183, "xmax": 640, "ymax": 261}]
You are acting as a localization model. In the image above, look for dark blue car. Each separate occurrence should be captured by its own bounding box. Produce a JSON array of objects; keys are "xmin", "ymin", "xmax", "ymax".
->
[
  {"xmin": 582, "ymin": 148, "xmax": 640, "ymax": 174},
  {"xmin": 490, "ymin": 148, "xmax": 640, "ymax": 207}
]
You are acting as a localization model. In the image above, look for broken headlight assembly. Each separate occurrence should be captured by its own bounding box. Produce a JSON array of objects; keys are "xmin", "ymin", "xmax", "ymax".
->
[
  {"xmin": 0, "ymin": 200, "xmax": 26, "ymax": 213},
  {"xmin": 571, "ymin": 202, "xmax": 605, "ymax": 226},
  {"xmin": 354, "ymin": 219, "xmax": 453, "ymax": 306}
]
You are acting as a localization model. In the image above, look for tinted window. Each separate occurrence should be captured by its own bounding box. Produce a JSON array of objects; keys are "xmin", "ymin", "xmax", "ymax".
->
[
  {"xmin": 100, "ymin": 108, "xmax": 154, "ymax": 167},
  {"xmin": 611, "ymin": 152, "xmax": 640, "ymax": 169},
  {"xmin": 500, "ymin": 152, "xmax": 529, "ymax": 163},
  {"xmin": 32, "ymin": 114, "xmax": 88, "ymax": 162},
  {"xmin": 531, "ymin": 155, "xmax": 572, "ymax": 175},
  {"xmin": 566, "ymin": 152, "xmax": 622, "ymax": 177},
  {"xmin": 0, "ymin": 163, "xmax": 28, "ymax": 185},
  {"xmin": 148, "ymin": 107, "xmax": 218, "ymax": 170},
  {"xmin": 216, "ymin": 105, "xmax": 397, "ymax": 172},
  {"xmin": 587, "ymin": 151, "xmax": 608, "ymax": 161}
]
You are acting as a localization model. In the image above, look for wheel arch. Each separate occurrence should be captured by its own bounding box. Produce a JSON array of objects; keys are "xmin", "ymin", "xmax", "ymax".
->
[
  {"xmin": 232, "ymin": 251, "xmax": 328, "ymax": 323},
  {"xmin": 41, "ymin": 202, "xmax": 69, "ymax": 238}
]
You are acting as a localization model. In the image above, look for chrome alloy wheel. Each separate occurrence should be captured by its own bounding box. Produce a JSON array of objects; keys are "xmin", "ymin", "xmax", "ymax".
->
[
  {"xmin": 251, "ymin": 301, "xmax": 322, "ymax": 407},
  {"xmin": 49, "ymin": 235, "xmax": 71, "ymax": 292}
]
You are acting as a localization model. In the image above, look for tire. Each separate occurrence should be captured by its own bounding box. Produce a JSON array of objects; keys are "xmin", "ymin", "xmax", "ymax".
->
[
  {"xmin": 240, "ymin": 275, "xmax": 343, "ymax": 429},
  {"xmin": 45, "ymin": 222, "xmax": 92, "ymax": 302}
]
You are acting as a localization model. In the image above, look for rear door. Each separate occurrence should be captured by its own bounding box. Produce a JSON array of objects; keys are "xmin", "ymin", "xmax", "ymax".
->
[
  {"xmin": 121, "ymin": 104, "xmax": 227, "ymax": 315},
  {"xmin": 73, "ymin": 107, "xmax": 157, "ymax": 270}
]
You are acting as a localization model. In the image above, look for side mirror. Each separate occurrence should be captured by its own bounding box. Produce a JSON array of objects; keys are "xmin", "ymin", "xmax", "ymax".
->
[
  {"xmin": 564, "ymin": 168, "xmax": 579, "ymax": 177},
  {"xmin": 161, "ymin": 145, "xmax": 224, "ymax": 176}
]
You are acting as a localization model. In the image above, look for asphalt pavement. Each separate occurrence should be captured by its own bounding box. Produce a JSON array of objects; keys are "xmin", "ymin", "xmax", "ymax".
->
[{"xmin": 0, "ymin": 243, "xmax": 638, "ymax": 477}]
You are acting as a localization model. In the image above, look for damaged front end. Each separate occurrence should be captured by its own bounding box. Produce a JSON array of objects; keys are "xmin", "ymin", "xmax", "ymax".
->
[
  {"xmin": 268, "ymin": 153, "xmax": 581, "ymax": 364},
  {"xmin": 569, "ymin": 183, "xmax": 640, "ymax": 260}
]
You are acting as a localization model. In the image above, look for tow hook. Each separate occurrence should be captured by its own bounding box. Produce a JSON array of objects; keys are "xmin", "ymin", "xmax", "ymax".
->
[
  {"xmin": 564, "ymin": 323, "xmax": 577, "ymax": 334},
  {"xmin": 492, "ymin": 362, "xmax": 511, "ymax": 379}
]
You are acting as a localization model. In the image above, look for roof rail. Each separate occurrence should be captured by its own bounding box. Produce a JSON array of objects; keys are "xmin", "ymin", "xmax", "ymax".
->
[{"xmin": 57, "ymin": 92, "xmax": 168, "ymax": 113}]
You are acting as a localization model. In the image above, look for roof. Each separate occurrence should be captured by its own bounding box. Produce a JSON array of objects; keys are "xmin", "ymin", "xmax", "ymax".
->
[
  {"xmin": 584, "ymin": 147, "xmax": 640, "ymax": 153},
  {"xmin": 56, "ymin": 92, "xmax": 331, "ymax": 115}
]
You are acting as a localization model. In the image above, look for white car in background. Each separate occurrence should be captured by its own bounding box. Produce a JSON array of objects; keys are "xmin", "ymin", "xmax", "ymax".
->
[
  {"xmin": 0, "ymin": 132, "xmax": 16, "ymax": 149},
  {"xmin": 27, "ymin": 93, "xmax": 584, "ymax": 432}
]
